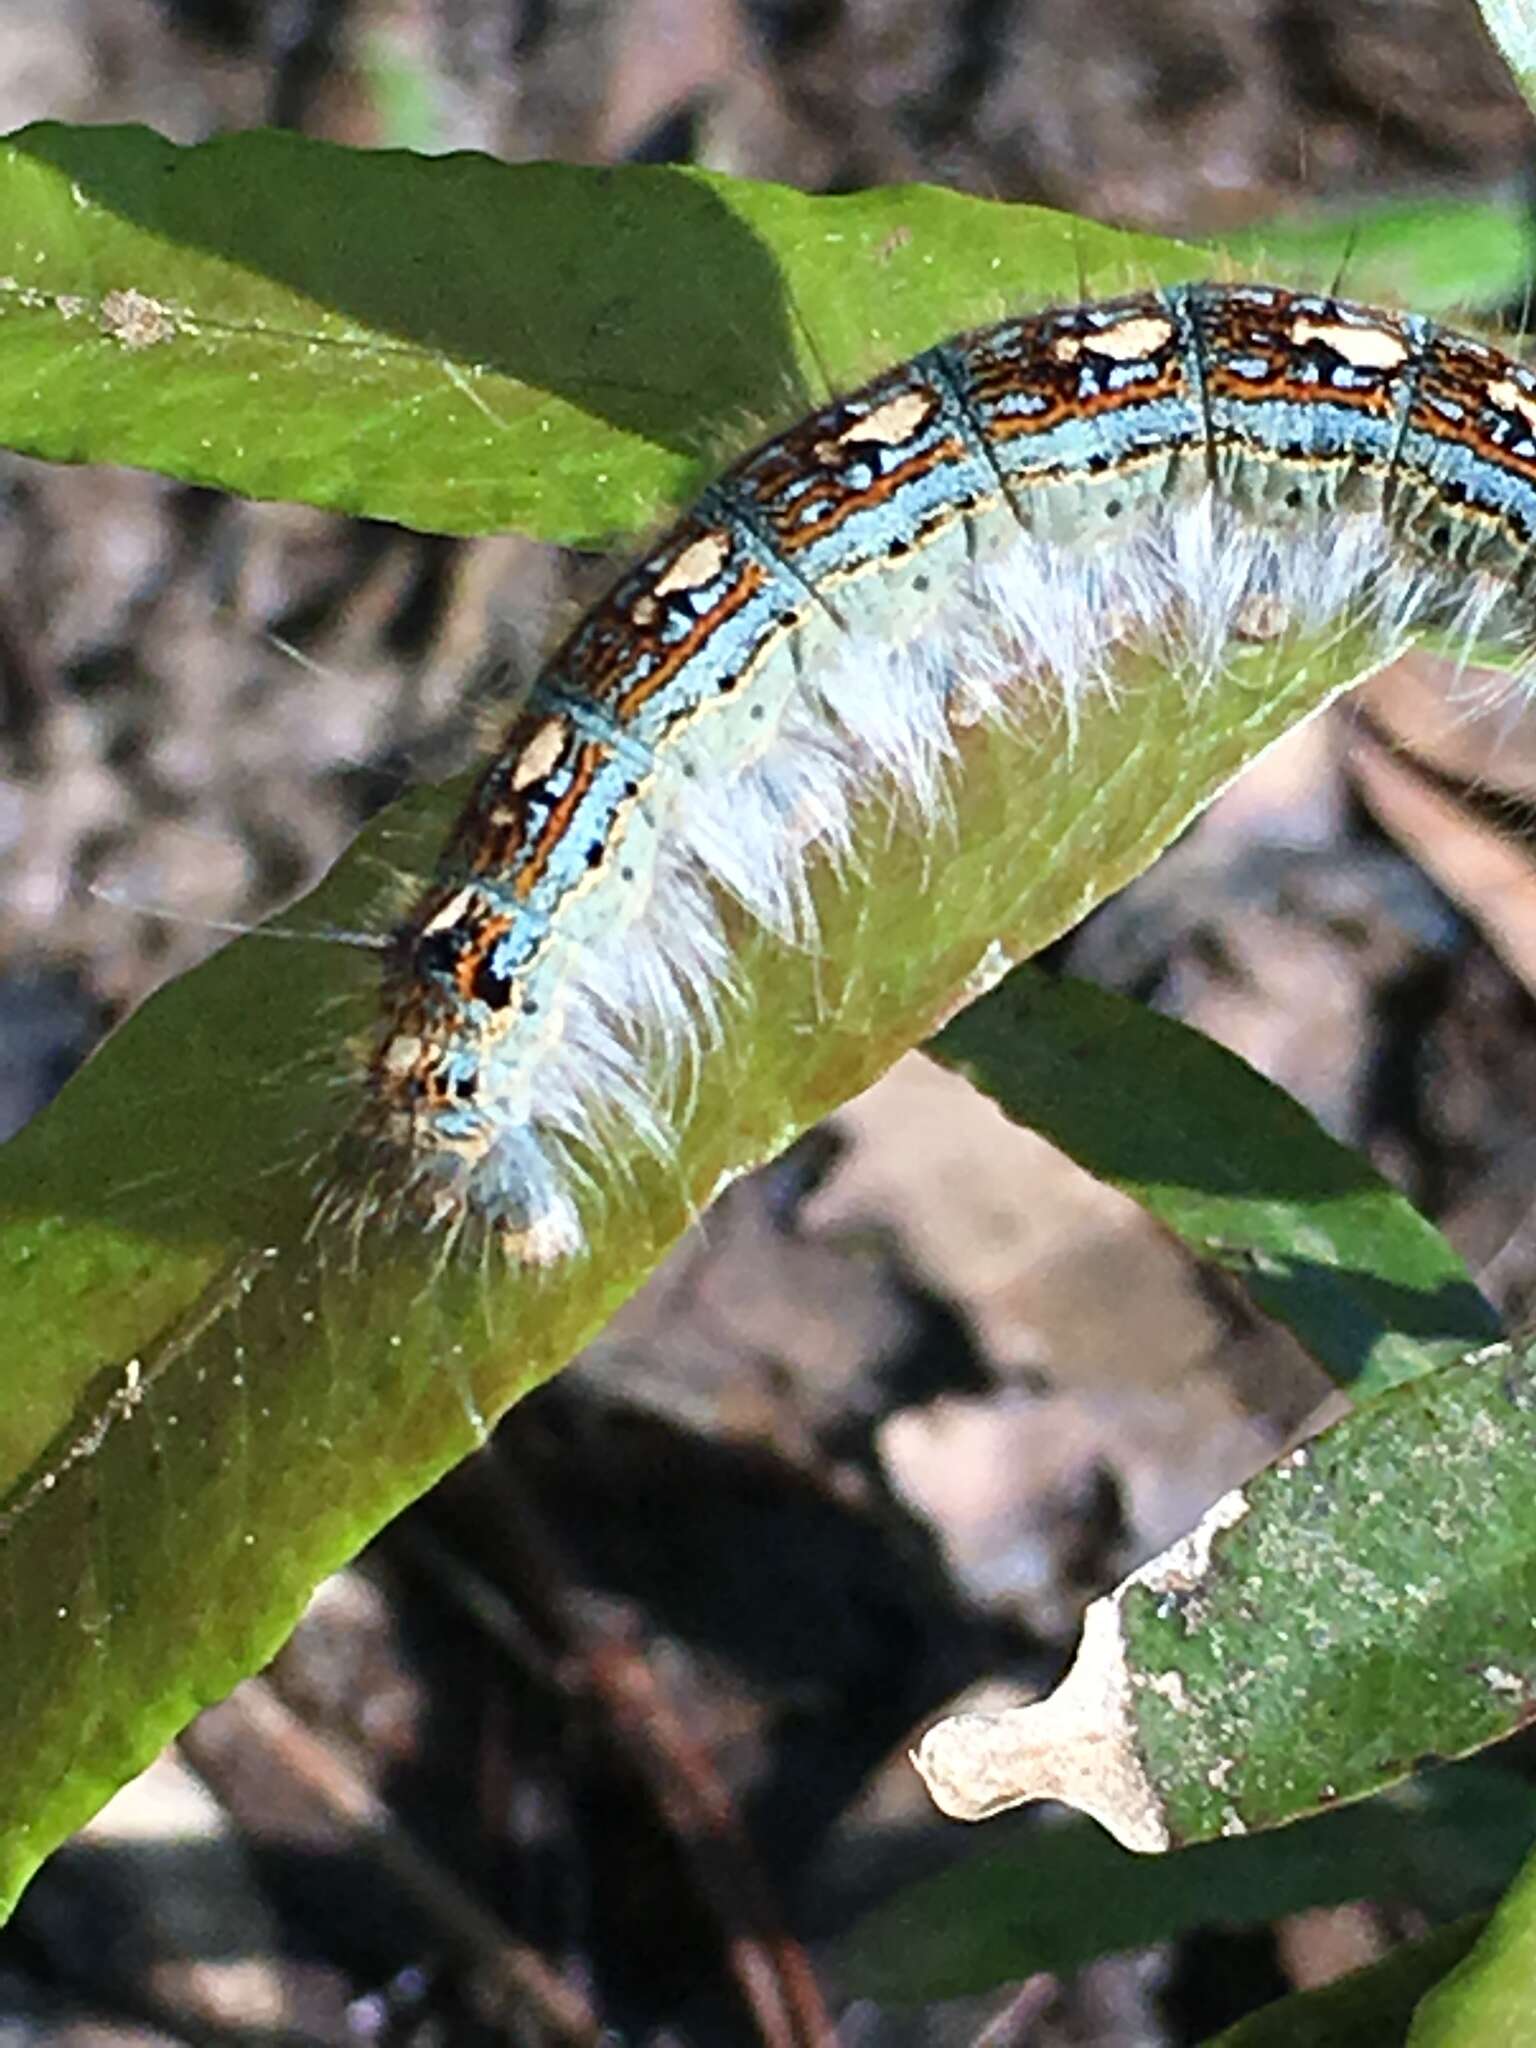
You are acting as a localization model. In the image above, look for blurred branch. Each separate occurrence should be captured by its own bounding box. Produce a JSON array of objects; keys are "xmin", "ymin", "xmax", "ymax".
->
[
  {"xmin": 403, "ymin": 1463, "xmax": 838, "ymax": 2048},
  {"xmin": 179, "ymin": 1678, "xmax": 606, "ymax": 2047}
]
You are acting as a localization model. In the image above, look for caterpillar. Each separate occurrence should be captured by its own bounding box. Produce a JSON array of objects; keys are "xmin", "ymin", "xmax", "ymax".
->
[{"xmin": 334, "ymin": 279, "xmax": 1536, "ymax": 1264}]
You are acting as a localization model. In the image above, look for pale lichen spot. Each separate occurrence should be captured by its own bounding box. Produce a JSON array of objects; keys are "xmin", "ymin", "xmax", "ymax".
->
[
  {"xmin": 99, "ymin": 287, "xmax": 177, "ymax": 349},
  {"xmin": 1141, "ymin": 1667, "xmax": 1191, "ymax": 1712},
  {"xmin": 631, "ymin": 594, "xmax": 660, "ymax": 626},
  {"xmin": 510, "ymin": 715, "xmax": 567, "ymax": 791},
  {"xmin": 1487, "ymin": 376, "xmax": 1536, "ymax": 433},
  {"xmin": 839, "ymin": 388, "xmax": 935, "ymax": 448},
  {"xmin": 1135, "ymin": 1485, "xmax": 1250, "ymax": 1597},
  {"xmin": 116, "ymin": 1356, "xmax": 146, "ymax": 1421},
  {"xmin": 1291, "ymin": 317, "xmax": 1408, "ymax": 371},
  {"xmin": 1483, "ymin": 1664, "xmax": 1526, "ymax": 1697},
  {"xmin": 654, "ymin": 530, "xmax": 730, "ymax": 597}
]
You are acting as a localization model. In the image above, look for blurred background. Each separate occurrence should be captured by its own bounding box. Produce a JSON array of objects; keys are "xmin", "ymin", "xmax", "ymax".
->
[{"xmin": 5, "ymin": 1, "xmax": 1536, "ymax": 2041}]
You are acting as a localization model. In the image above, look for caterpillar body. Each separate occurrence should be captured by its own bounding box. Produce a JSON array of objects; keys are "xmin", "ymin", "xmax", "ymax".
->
[{"xmin": 340, "ymin": 280, "xmax": 1536, "ymax": 1263}]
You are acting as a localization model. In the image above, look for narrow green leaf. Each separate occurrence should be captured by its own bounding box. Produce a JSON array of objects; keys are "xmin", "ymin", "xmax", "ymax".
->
[
  {"xmin": 839, "ymin": 1767, "xmax": 1532, "ymax": 2002},
  {"xmin": 917, "ymin": 1341, "xmax": 1536, "ymax": 1850},
  {"xmin": 1204, "ymin": 1918, "xmax": 1487, "ymax": 2047},
  {"xmin": 0, "ymin": 125, "xmax": 1214, "ymax": 548},
  {"xmin": 931, "ymin": 970, "xmax": 1500, "ymax": 1400},
  {"xmin": 1216, "ymin": 193, "xmax": 1531, "ymax": 316},
  {"xmin": 1407, "ymin": 1832, "xmax": 1536, "ymax": 2042}
]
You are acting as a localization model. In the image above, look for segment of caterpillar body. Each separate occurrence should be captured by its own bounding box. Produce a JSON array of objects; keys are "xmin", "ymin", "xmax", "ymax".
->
[{"xmin": 338, "ymin": 280, "xmax": 1536, "ymax": 1264}]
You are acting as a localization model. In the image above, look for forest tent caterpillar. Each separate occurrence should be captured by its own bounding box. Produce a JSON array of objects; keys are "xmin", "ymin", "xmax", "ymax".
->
[{"xmin": 328, "ymin": 281, "xmax": 1536, "ymax": 1264}]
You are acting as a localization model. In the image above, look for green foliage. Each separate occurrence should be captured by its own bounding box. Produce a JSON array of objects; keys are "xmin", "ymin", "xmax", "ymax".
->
[
  {"xmin": 0, "ymin": 117, "xmax": 1533, "ymax": 2041},
  {"xmin": 0, "ymin": 126, "xmax": 1210, "ymax": 547},
  {"xmin": 1124, "ymin": 1338, "xmax": 1536, "ymax": 1844},
  {"xmin": 1407, "ymin": 1831, "xmax": 1536, "ymax": 2043},
  {"xmin": 839, "ymin": 1764, "xmax": 1529, "ymax": 2001},
  {"xmin": 1218, "ymin": 191, "xmax": 1532, "ymax": 316},
  {"xmin": 933, "ymin": 971, "xmax": 1500, "ymax": 1400},
  {"xmin": 1207, "ymin": 1919, "xmax": 1488, "ymax": 2046}
]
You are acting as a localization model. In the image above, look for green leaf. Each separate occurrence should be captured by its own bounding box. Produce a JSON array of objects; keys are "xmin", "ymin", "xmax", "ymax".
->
[
  {"xmin": 917, "ymin": 1342, "xmax": 1536, "ymax": 1850},
  {"xmin": 0, "ymin": 652, "xmax": 1396, "ymax": 1914},
  {"xmin": 0, "ymin": 124, "xmax": 1217, "ymax": 548},
  {"xmin": 0, "ymin": 139, "xmax": 1458, "ymax": 1917},
  {"xmin": 839, "ymin": 1766, "xmax": 1533, "ymax": 2002},
  {"xmin": 1407, "ymin": 1831, "xmax": 1536, "ymax": 2042},
  {"xmin": 1132, "ymin": 1342, "xmax": 1536, "ymax": 1845},
  {"xmin": 930, "ymin": 971, "xmax": 1500, "ymax": 1400},
  {"xmin": 1204, "ymin": 1918, "xmax": 1487, "ymax": 2047},
  {"xmin": 1215, "ymin": 193, "xmax": 1531, "ymax": 316}
]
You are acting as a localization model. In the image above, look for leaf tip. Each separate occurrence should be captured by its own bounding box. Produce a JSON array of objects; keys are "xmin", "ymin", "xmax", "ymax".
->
[{"xmin": 913, "ymin": 1599, "xmax": 1171, "ymax": 1852}]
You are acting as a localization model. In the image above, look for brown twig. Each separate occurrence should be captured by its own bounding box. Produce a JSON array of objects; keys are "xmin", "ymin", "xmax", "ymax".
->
[
  {"xmin": 408, "ymin": 1470, "xmax": 839, "ymax": 2048},
  {"xmin": 583, "ymin": 1624, "xmax": 835, "ymax": 2048},
  {"xmin": 179, "ymin": 1676, "xmax": 605, "ymax": 2047},
  {"xmin": 970, "ymin": 1974, "xmax": 1059, "ymax": 2046}
]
